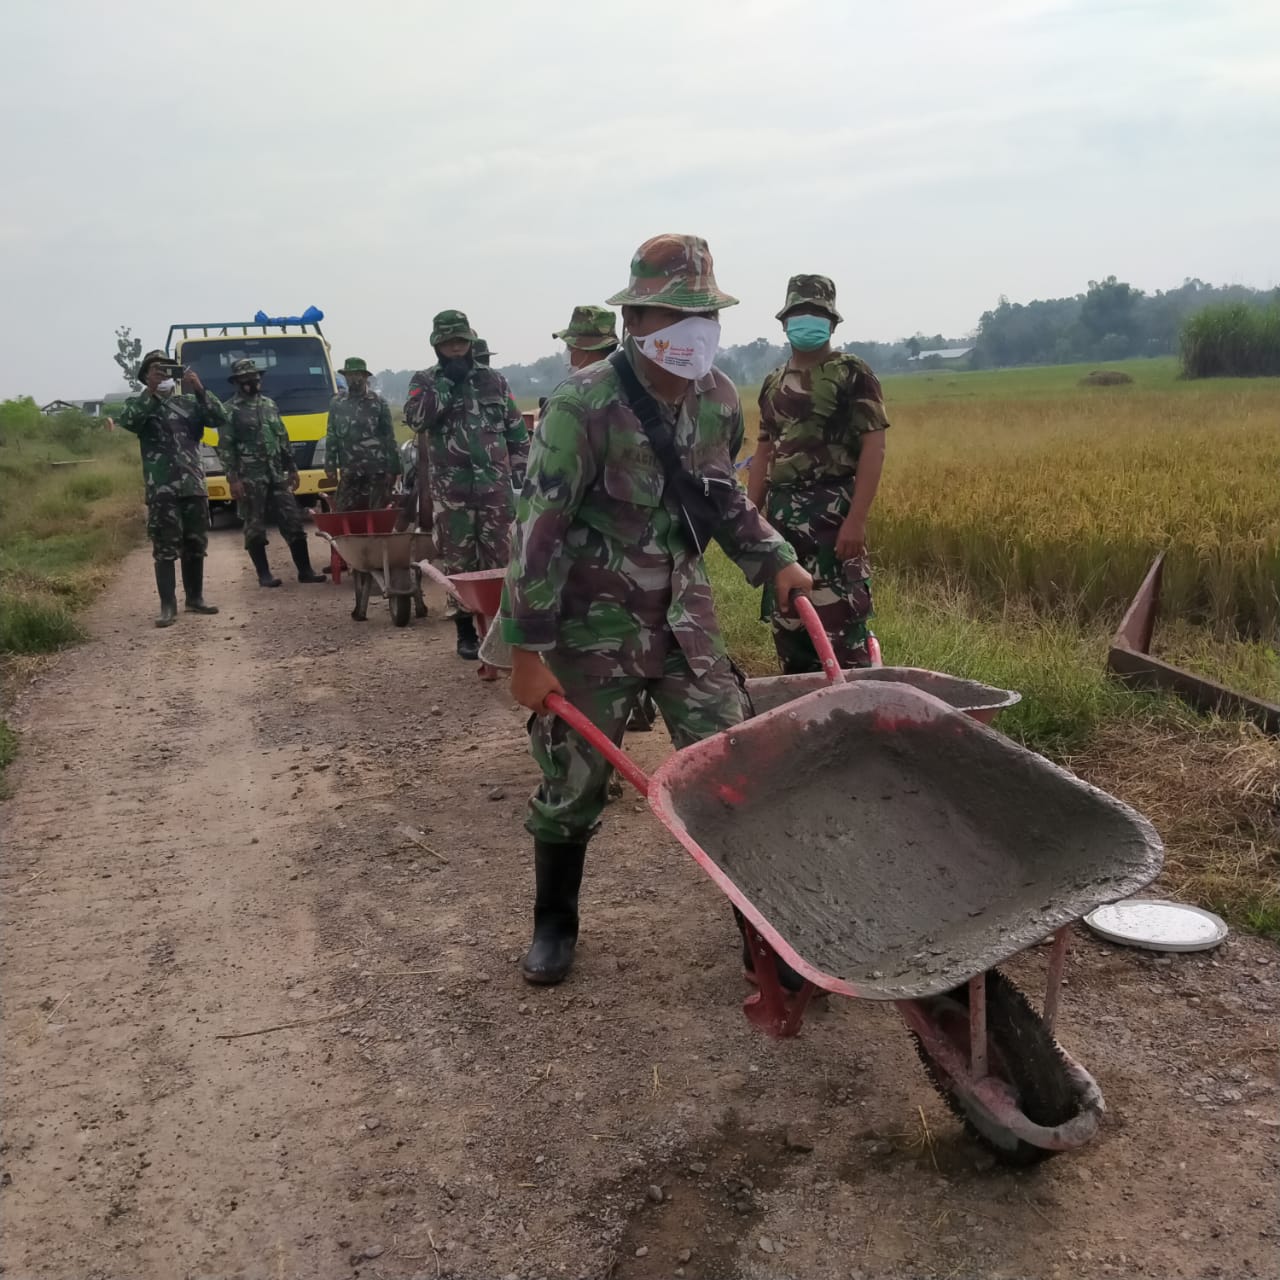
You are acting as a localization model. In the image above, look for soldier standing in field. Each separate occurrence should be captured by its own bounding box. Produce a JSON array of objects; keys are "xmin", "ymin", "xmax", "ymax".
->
[
  {"xmin": 119, "ymin": 349, "xmax": 226, "ymax": 627},
  {"xmin": 553, "ymin": 305, "xmax": 620, "ymax": 369},
  {"xmin": 323, "ymin": 357, "xmax": 401, "ymax": 511},
  {"xmin": 748, "ymin": 275, "xmax": 889, "ymax": 672},
  {"xmin": 472, "ymin": 338, "xmax": 493, "ymax": 368},
  {"xmin": 219, "ymin": 358, "xmax": 328, "ymax": 589},
  {"xmin": 501, "ymin": 234, "xmax": 812, "ymax": 986},
  {"xmin": 404, "ymin": 310, "xmax": 529, "ymax": 660}
]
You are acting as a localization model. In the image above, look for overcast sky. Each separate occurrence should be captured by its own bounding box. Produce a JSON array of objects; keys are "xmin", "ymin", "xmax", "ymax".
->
[{"xmin": 3, "ymin": 0, "xmax": 1278, "ymax": 401}]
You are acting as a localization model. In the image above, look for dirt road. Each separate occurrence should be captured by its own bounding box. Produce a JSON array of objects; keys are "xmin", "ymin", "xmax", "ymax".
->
[{"xmin": 2, "ymin": 529, "xmax": 1277, "ymax": 1280}]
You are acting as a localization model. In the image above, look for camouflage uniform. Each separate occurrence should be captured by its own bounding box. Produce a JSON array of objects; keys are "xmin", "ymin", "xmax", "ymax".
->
[
  {"xmin": 118, "ymin": 384, "xmax": 226, "ymax": 561},
  {"xmin": 219, "ymin": 375, "xmax": 307, "ymax": 549},
  {"xmin": 324, "ymin": 383, "xmax": 400, "ymax": 511},
  {"xmin": 502, "ymin": 238, "xmax": 796, "ymax": 845},
  {"xmin": 404, "ymin": 310, "xmax": 529, "ymax": 613},
  {"xmin": 759, "ymin": 275, "xmax": 889, "ymax": 672}
]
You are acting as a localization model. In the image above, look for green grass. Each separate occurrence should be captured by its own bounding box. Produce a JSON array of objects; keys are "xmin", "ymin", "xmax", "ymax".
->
[
  {"xmin": 710, "ymin": 552, "xmax": 1147, "ymax": 755},
  {"xmin": 0, "ymin": 397, "xmax": 143, "ymax": 777}
]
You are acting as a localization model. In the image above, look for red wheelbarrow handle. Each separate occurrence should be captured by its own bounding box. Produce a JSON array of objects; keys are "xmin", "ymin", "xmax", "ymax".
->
[
  {"xmin": 790, "ymin": 593, "xmax": 844, "ymax": 685},
  {"xmin": 541, "ymin": 601, "xmax": 837, "ymax": 798},
  {"xmin": 544, "ymin": 693, "xmax": 652, "ymax": 797}
]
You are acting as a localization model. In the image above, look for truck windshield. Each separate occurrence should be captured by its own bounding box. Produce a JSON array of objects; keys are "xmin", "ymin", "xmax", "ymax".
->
[{"xmin": 177, "ymin": 336, "xmax": 334, "ymax": 416}]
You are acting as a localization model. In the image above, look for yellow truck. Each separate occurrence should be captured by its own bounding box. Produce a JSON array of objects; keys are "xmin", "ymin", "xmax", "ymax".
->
[{"xmin": 165, "ymin": 319, "xmax": 338, "ymax": 518}]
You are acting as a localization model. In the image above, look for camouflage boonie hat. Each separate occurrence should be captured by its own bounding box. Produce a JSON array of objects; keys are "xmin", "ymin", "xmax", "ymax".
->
[
  {"xmin": 430, "ymin": 309, "xmax": 477, "ymax": 346},
  {"xmin": 138, "ymin": 349, "xmax": 171, "ymax": 379},
  {"xmin": 776, "ymin": 274, "xmax": 843, "ymax": 323},
  {"xmin": 472, "ymin": 338, "xmax": 494, "ymax": 365},
  {"xmin": 341, "ymin": 357, "xmax": 370, "ymax": 375},
  {"xmin": 606, "ymin": 234, "xmax": 739, "ymax": 312},
  {"xmin": 228, "ymin": 357, "xmax": 263, "ymax": 382},
  {"xmin": 552, "ymin": 305, "xmax": 618, "ymax": 351}
]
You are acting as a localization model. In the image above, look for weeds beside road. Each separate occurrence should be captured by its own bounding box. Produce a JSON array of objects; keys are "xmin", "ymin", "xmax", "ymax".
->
[{"xmin": 0, "ymin": 397, "xmax": 142, "ymax": 776}]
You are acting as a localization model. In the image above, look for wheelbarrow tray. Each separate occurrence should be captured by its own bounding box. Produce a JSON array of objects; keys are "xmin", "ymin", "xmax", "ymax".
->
[
  {"xmin": 441, "ymin": 568, "xmax": 505, "ymax": 618},
  {"xmin": 746, "ymin": 666, "xmax": 1020, "ymax": 724},
  {"xmin": 330, "ymin": 531, "xmax": 432, "ymax": 576},
  {"xmin": 313, "ymin": 508, "xmax": 399, "ymax": 537},
  {"xmin": 648, "ymin": 680, "xmax": 1162, "ymax": 1001}
]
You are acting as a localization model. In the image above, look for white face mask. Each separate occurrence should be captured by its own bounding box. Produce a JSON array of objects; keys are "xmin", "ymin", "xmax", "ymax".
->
[
  {"xmin": 156, "ymin": 378, "xmax": 176, "ymax": 395},
  {"xmin": 633, "ymin": 316, "xmax": 721, "ymax": 381}
]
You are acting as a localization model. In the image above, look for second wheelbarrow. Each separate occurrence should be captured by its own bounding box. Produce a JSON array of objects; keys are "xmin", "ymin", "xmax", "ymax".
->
[
  {"xmin": 417, "ymin": 562, "xmax": 506, "ymax": 679},
  {"xmin": 314, "ymin": 525, "xmax": 433, "ymax": 626},
  {"xmin": 542, "ymin": 597, "xmax": 1163, "ymax": 1164}
]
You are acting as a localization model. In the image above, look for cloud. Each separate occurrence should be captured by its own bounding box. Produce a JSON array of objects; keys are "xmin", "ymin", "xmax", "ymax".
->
[{"xmin": 1, "ymin": 0, "xmax": 1277, "ymax": 398}]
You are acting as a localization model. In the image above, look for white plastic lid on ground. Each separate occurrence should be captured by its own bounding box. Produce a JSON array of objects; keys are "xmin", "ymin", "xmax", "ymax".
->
[{"xmin": 1084, "ymin": 899, "xmax": 1228, "ymax": 952}]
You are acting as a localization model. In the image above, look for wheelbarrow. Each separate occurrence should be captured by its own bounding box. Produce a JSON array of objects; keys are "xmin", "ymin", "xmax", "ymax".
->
[
  {"xmin": 544, "ymin": 598, "xmax": 1163, "ymax": 1164},
  {"xmin": 416, "ymin": 561, "xmax": 506, "ymax": 681},
  {"xmin": 313, "ymin": 523, "xmax": 433, "ymax": 627},
  {"xmin": 312, "ymin": 507, "xmax": 400, "ymax": 584}
]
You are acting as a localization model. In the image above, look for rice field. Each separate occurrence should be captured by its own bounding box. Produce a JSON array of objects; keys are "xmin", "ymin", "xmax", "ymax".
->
[{"xmin": 739, "ymin": 358, "xmax": 1280, "ymax": 641}]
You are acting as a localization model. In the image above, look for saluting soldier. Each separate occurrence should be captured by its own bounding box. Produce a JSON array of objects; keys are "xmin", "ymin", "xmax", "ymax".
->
[
  {"xmin": 219, "ymin": 358, "xmax": 328, "ymax": 588},
  {"xmin": 748, "ymin": 275, "xmax": 889, "ymax": 673},
  {"xmin": 119, "ymin": 349, "xmax": 226, "ymax": 627},
  {"xmin": 501, "ymin": 234, "xmax": 812, "ymax": 986},
  {"xmin": 323, "ymin": 357, "xmax": 401, "ymax": 511},
  {"xmin": 404, "ymin": 310, "xmax": 529, "ymax": 660}
]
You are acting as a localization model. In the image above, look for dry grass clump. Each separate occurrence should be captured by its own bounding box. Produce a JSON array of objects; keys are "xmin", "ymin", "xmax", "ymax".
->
[
  {"xmin": 1079, "ymin": 370, "xmax": 1134, "ymax": 386},
  {"xmin": 1067, "ymin": 717, "xmax": 1280, "ymax": 937}
]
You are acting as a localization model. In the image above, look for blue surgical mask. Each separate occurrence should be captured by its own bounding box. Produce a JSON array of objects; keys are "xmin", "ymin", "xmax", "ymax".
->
[{"xmin": 785, "ymin": 315, "xmax": 832, "ymax": 352}]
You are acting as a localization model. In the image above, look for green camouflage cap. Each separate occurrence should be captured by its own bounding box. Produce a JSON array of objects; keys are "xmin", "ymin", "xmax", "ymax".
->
[
  {"xmin": 430, "ymin": 309, "xmax": 478, "ymax": 346},
  {"xmin": 341, "ymin": 357, "xmax": 370, "ymax": 375},
  {"xmin": 552, "ymin": 304, "xmax": 619, "ymax": 351},
  {"xmin": 228, "ymin": 357, "xmax": 263, "ymax": 382},
  {"xmin": 775, "ymin": 273, "xmax": 843, "ymax": 323},
  {"xmin": 472, "ymin": 338, "xmax": 493, "ymax": 365},
  {"xmin": 606, "ymin": 234, "xmax": 739, "ymax": 312}
]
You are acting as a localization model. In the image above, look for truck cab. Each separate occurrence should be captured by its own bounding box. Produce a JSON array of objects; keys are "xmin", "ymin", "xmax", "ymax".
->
[{"xmin": 166, "ymin": 320, "xmax": 337, "ymax": 516}]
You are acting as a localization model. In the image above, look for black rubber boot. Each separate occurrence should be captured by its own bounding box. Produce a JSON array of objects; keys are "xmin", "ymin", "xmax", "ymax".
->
[
  {"xmin": 733, "ymin": 906, "xmax": 807, "ymax": 993},
  {"xmin": 626, "ymin": 690, "xmax": 658, "ymax": 733},
  {"xmin": 289, "ymin": 538, "xmax": 327, "ymax": 583},
  {"xmin": 520, "ymin": 839, "xmax": 587, "ymax": 985},
  {"xmin": 154, "ymin": 560, "xmax": 178, "ymax": 628},
  {"xmin": 413, "ymin": 587, "xmax": 429, "ymax": 619},
  {"xmin": 454, "ymin": 613, "xmax": 480, "ymax": 660},
  {"xmin": 248, "ymin": 541, "xmax": 282, "ymax": 588},
  {"xmin": 180, "ymin": 556, "xmax": 218, "ymax": 614}
]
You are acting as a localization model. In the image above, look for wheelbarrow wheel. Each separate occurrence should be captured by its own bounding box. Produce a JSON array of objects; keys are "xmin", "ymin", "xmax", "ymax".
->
[
  {"xmin": 910, "ymin": 968, "xmax": 1077, "ymax": 1166},
  {"xmin": 389, "ymin": 592, "xmax": 412, "ymax": 628}
]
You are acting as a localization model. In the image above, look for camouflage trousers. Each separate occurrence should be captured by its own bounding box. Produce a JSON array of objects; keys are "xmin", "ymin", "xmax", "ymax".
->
[
  {"xmin": 237, "ymin": 477, "xmax": 306, "ymax": 549},
  {"xmin": 526, "ymin": 649, "xmax": 746, "ymax": 844},
  {"xmin": 434, "ymin": 495, "xmax": 513, "ymax": 617},
  {"xmin": 335, "ymin": 473, "xmax": 396, "ymax": 512},
  {"xmin": 763, "ymin": 484, "xmax": 873, "ymax": 673},
  {"xmin": 147, "ymin": 494, "xmax": 209, "ymax": 562}
]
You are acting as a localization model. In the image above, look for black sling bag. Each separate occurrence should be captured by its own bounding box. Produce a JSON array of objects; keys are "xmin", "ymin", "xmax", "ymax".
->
[{"xmin": 608, "ymin": 349, "xmax": 737, "ymax": 556}]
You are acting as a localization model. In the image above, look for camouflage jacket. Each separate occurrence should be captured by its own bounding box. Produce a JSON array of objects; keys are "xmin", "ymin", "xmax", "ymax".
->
[
  {"xmin": 500, "ymin": 340, "xmax": 797, "ymax": 679},
  {"xmin": 403, "ymin": 364, "xmax": 529, "ymax": 505},
  {"xmin": 758, "ymin": 353, "xmax": 889, "ymax": 489},
  {"xmin": 219, "ymin": 392, "xmax": 297, "ymax": 485},
  {"xmin": 118, "ymin": 388, "xmax": 227, "ymax": 502},
  {"xmin": 324, "ymin": 390, "xmax": 400, "ymax": 477}
]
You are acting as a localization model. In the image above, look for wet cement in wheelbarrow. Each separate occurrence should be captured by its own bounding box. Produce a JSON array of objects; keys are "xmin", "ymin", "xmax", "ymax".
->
[{"xmin": 671, "ymin": 710, "xmax": 1157, "ymax": 998}]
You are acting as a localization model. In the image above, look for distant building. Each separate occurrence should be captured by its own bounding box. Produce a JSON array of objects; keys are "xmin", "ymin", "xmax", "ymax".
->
[
  {"xmin": 909, "ymin": 347, "xmax": 973, "ymax": 363},
  {"xmin": 39, "ymin": 399, "xmax": 109, "ymax": 417}
]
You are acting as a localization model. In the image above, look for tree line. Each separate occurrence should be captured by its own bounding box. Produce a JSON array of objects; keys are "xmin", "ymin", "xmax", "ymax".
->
[{"xmin": 109, "ymin": 275, "xmax": 1279, "ymax": 401}]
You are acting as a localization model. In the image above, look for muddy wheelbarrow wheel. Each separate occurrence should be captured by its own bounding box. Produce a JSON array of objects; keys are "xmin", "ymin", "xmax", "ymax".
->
[
  {"xmin": 389, "ymin": 592, "xmax": 412, "ymax": 627},
  {"xmin": 910, "ymin": 968, "xmax": 1077, "ymax": 1166}
]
